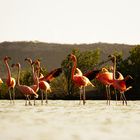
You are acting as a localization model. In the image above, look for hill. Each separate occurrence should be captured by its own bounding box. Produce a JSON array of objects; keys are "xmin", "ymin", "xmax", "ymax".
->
[{"xmin": 0, "ymin": 41, "xmax": 134, "ymax": 78}]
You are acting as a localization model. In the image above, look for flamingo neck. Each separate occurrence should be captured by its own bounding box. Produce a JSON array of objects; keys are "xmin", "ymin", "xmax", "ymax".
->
[
  {"xmin": 4, "ymin": 60, "xmax": 11, "ymax": 80},
  {"xmin": 71, "ymin": 58, "xmax": 77, "ymax": 80},
  {"xmin": 76, "ymin": 68, "xmax": 83, "ymax": 76},
  {"xmin": 31, "ymin": 64, "xmax": 37, "ymax": 84},
  {"xmin": 17, "ymin": 65, "xmax": 21, "ymax": 86},
  {"xmin": 113, "ymin": 57, "xmax": 116, "ymax": 80}
]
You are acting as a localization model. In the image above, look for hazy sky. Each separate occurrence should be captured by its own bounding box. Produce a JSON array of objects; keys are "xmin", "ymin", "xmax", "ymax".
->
[{"xmin": 0, "ymin": 0, "xmax": 140, "ymax": 44}]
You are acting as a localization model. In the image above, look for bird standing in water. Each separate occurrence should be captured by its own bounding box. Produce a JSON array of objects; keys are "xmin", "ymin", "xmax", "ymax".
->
[
  {"xmin": 69, "ymin": 54, "xmax": 95, "ymax": 105},
  {"xmin": 3, "ymin": 56, "xmax": 16, "ymax": 103},
  {"xmin": 33, "ymin": 59, "xmax": 62, "ymax": 105},
  {"xmin": 12, "ymin": 63, "xmax": 38, "ymax": 106},
  {"xmin": 108, "ymin": 54, "xmax": 133, "ymax": 105}
]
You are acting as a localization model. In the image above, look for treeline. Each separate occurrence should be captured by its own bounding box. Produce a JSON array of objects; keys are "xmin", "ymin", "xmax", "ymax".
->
[{"xmin": 0, "ymin": 45, "xmax": 140, "ymax": 100}]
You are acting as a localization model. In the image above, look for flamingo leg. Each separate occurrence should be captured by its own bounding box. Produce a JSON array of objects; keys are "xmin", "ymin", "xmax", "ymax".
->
[
  {"xmin": 28, "ymin": 95, "xmax": 32, "ymax": 106},
  {"xmin": 41, "ymin": 90, "xmax": 44, "ymax": 105},
  {"xmin": 79, "ymin": 88, "xmax": 82, "ymax": 105},
  {"xmin": 83, "ymin": 86, "xmax": 86, "ymax": 105},
  {"xmin": 45, "ymin": 91, "xmax": 48, "ymax": 104},
  {"xmin": 108, "ymin": 85, "xmax": 111, "ymax": 105},
  {"xmin": 12, "ymin": 88, "xmax": 15, "ymax": 104},
  {"xmin": 9, "ymin": 89, "xmax": 12, "ymax": 104},
  {"xmin": 34, "ymin": 96, "xmax": 36, "ymax": 106},
  {"xmin": 120, "ymin": 93, "xmax": 124, "ymax": 105},
  {"xmin": 25, "ymin": 94, "xmax": 28, "ymax": 106},
  {"xmin": 122, "ymin": 92, "xmax": 127, "ymax": 105},
  {"xmin": 114, "ymin": 89, "xmax": 117, "ymax": 105},
  {"xmin": 106, "ymin": 85, "xmax": 109, "ymax": 105}
]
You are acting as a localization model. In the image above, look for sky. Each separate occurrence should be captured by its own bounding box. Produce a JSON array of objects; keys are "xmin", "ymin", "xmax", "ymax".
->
[{"xmin": 0, "ymin": 0, "xmax": 140, "ymax": 44}]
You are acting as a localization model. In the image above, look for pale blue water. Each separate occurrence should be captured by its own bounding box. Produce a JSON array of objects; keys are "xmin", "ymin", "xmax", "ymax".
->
[{"xmin": 0, "ymin": 100, "xmax": 140, "ymax": 140}]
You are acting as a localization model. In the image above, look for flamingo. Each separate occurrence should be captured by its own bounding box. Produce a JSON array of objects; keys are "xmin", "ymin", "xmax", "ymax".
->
[
  {"xmin": 112, "ymin": 74, "xmax": 133, "ymax": 105},
  {"xmin": 69, "ymin": 54, "xmax": 95, "ymax": 105},
  {"xmin": 33, "ymin": 59, "xmax": 51, "ymax": 105},
  {"xmin": 95, "ymin": 67, "xmax": 114, "ymax": 105},
  {"xmin": 0, "ymin": 78, "xmax": 3, "ymax": 91},
  {"xmin": 11, "ymin": 63, "xmax": 38, "ymax": 106},
  {"xmin": 3, "ymin": 56, "xmax": 16, "ymax": 103},
  {"xmin": 33, "ymin": 59, "xmax": 62, "ymax": 82},
  {"xmin": 0, "ymin": 78, "xmax": 3, "ymax": 85},
  {"xmin": 33, "ymin": 59, "xmax": 62, "ymax": 105},
  {"xmin": 0, "ymin": 66, "xmax": 3, "ymax": 90},
  {"xmin": 75, "ymin": 68, "xmax": 83, "ymax": 76},
  {"xmin": 25, "ymin": 58, "xmax": 39, "ymax": 92},
  {"xmin": 108, "ymin": 55, "xmax": 133, "ymax": 105},
  {"xmin": 25, "ymin": 58, "xmax": 51, "ymax": 105}
]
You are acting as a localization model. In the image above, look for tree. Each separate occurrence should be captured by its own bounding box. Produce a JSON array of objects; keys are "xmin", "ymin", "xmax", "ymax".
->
[
  {"xmin": 118, "ymin": 45, "xmax": 140, "ymax": 99},
  {"xmin": 61, "ymin": 48, "xmax": 100, "ymax": 96}
]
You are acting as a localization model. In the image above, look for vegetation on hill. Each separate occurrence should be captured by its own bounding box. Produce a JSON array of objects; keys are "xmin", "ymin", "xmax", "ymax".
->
[
  {"xmin": 0, "ymin": 41, "xmax": 140, "ymax": 100},
  {"xmin": 0, "ymin": 41, "xmax": 134, "ymax": 77}
]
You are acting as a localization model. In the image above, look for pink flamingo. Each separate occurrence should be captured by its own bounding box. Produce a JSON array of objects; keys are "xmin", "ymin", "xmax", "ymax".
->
[
  {"xmin": 25, "ymin": 58, "xmax": 39, "ymax": 93},
  {"xmin": 12, "ymin": 63, "xmax": 38, "ymax": 106},
  {"xmin": 34, "ymin": 59, "xmax": 62, "ymax": 104},
  {"xmin": 69, "ymin": 54, "xmax": 95, "ymax": 105},
  {"xmin": 34, "ymin": 59, "xmax": 62, "ymax": 82},
  {"xmin": 0, "ymin": 78, "xmax": 3, "ymax": 91},
  {"xmin": 0, "ymin": 78, "xmax": 3, "ymax": 85},
  {"xmin": 0, "ymin": 65, "xmax": 3, "ymax": 91},
  {"xmin": 74, "ymin": 64, "xmax": 114, "ymax": 105},
  {"xmin": 95, "ymin": 67, "xmax": 114, "ymax": 105},
  {"xmin": 0, "ymin": 68, "xmax": 3, "ymax": 85},
  {"xmin": 3, "ymin": 56, "xmax": 16, "ymax": 103},
  {"xmin": 109, "ymin": 55, "xmax": 133, "ymax": 105},
  {"xmin": 33, "ymin": 60, "xmax": 52, "ymax": 105}
]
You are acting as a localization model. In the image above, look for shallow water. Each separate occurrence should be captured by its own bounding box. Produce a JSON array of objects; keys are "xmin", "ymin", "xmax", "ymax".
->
[{"xmin": 0, "ymin": 100, "xmax": 140, "ymax": 140}]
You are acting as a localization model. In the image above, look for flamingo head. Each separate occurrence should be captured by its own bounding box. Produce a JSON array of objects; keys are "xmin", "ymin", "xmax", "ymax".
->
[
  {"xmin": 25, "ymin": 58, "xmax": 32, "ymax": 64},
  {"xmin": 4, "ymin": 56, "xmax": 11, "ymax": 61},
  {"xmin": 11, "ymin": 63, "xmax": 21, "ymax": 68},
  {"xmin": 101, "ymin": 67, "xmax": 109, "ymax": 72},
  {"xmin": 31, "ymin": 60, "xmax": 40, "ymax": 68},
  {"xmin": 32, "ymin": 59, "xmax": 41, "ymax": 69},
  {"xmin": 108, "ymin": 54, "xmax": 116, "ymax": 63},
  {"xmin": 124, "ymin": 75, "xmax": 134, "ymax": 88},
  {"xmin": 75, "ymin": 68, "xmax": 83, "ymax": 76},
  {"xmin": 34, "ymin": 94, "xmax": 38, "ymax": 98},
  {"xmin": 69, "ymin": 54, "xmax": 77, "ymax": 61}
]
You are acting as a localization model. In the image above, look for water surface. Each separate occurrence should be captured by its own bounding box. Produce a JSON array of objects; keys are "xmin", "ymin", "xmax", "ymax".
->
[{"xmin": 0, "ymin": 100, "xmax": 140, "ymax": 140}]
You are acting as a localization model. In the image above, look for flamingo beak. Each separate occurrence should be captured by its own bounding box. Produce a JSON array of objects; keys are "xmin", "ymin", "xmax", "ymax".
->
[
  {"xmin": 25, "ymin": 58, "xmax": 32, "ymax": 64},
  {"xmin": 7, "ymin": 56, "xmax": 11, "ymax": 60},
  {"xmin": 11, "ymin": 64, "xmax": 15, "ymax": 67},
  {"xmin": 31, "ymin": 61, "xmax": 35, "ymax": 65}
]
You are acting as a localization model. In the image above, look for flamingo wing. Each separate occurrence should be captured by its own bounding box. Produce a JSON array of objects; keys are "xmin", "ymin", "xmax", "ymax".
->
[
  {"xmin": 96, "ymin": 72, "xmax": 113, "ymax": 85},
  {"xmin": 39, "ymin": 68, "xmax": 62, "ymax": 82},
  {"xmin": 17, "ymin": 85, "xmax": 38, "ymax": 97},
  {"xmin": 0, "ymin": 78, "xmax": 3, "ymax": 84},
  {"xmin": 39, "ymin": 81, "xmax": 51, "ymax": 91},
  {"xmin": 73, "ymin": 75, "xmax": 93, "ymax": 87},
  {"xmin": 84, "ymin": 70, "xmax": 101, "ymax": 81}
]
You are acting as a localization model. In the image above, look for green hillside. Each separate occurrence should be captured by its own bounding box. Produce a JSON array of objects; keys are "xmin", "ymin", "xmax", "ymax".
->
[{"xmin": 0, "ymin": 41, "xmax": 134, "ymax": 78}]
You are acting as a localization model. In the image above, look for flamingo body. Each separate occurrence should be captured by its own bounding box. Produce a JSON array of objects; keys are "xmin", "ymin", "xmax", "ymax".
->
[
  {"xmin": 0, "ymin": 78, "xmax": 3, "ymax": 84},
  {"xmin": 30, "ymin": 85, "xmax": 39, "ymax": 93},
  {"xmin": 70, "ymin": 54, "xmax": 95, "ymax": 105},
  {"xmin": 39, "ymin": 81, "xmax": 51, "ymax": 92},
  {"xmin": 73, "ymin": 75, "xmax": 94, "ymax": 88},
  {"xmin": 4, "ymin": 56, "xmax": 16, "ymax": 103},
  {"xmin": 12, "ymin": 63, "xmax": 38, "ymax": 105},
  {"xmin": 6, "ymin": 77, "xmax": 16, "ymax": 88},
  {"xmin": 112, "ymin": 80, "xmax": 126, "ymax": 92},
  {"xmin": 96, "ymin": 72, "xmax": 113, "ymax": 85},
  {"xmin": 17, "ymin": 85, "xmax": 38, "ymax": 98}
]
